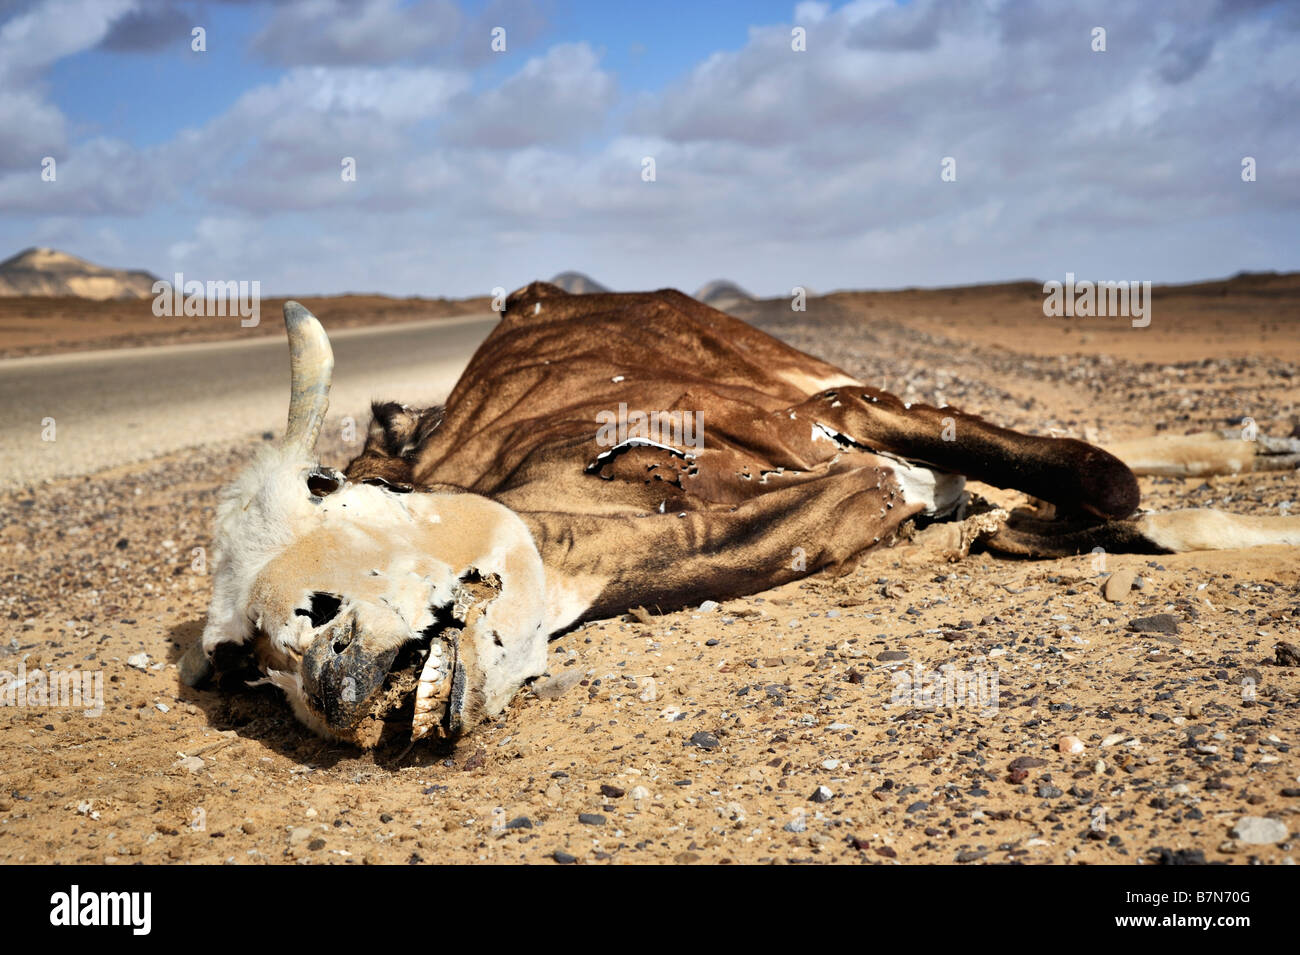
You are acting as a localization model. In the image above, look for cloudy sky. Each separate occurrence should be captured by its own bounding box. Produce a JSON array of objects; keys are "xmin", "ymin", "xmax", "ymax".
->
[{"xmin": 0, "ymin": 0, "xmax": 1297, "ymax": 297}]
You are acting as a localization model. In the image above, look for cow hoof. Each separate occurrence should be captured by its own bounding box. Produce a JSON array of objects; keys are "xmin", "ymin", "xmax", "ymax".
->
[{"xmin": 179, "ymin": 642, "xmax": 213, "ymax": 687}]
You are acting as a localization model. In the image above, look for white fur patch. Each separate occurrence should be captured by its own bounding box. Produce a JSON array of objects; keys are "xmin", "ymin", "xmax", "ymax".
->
[
  {"xmin": 886, "ymin": 456, "xmax": 966, "ymax": 518},
  {"xmin": 810, "ymin": 422, "xmax": 965, "ymax": 517},
  {"xmin": 201, "ymin": 444, "xmax": 320, "ymax": 654}
]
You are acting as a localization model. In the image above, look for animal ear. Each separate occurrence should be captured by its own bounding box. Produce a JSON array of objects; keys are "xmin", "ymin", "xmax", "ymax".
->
[
  {"xmin": 366, "ymin": 401, "xmax": 416, "ymax": 455},
  {"xmin": 366, "ymin": 401, "xmax": 444, "ymax": 458}
]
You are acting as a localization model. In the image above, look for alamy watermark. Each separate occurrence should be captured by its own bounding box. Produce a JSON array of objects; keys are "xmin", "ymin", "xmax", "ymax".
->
[
  {"xmin": 152, "ymin": 272, "xmax": 261, "ymax": 327},
  {"xmin": 889, "ymin": 659, "xmax": 1000, "ymax": 716},
  {"xmin": 595, "ymin": 402, "xmax": 704, "ymax": 453},
  {"xmin": 49, "ymin": 885, "xmax": 150, "ymax": 935},
  {"xmin": 0, "ymin": 662, "xmax": 104, "ymax": 716},
  {"xmin": 1042, "ymin": 273, "xmax": 1151, "ymax": 327}
]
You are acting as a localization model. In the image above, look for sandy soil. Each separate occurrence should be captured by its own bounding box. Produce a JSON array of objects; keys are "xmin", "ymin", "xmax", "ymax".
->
[{"xmin": 1, "ymin": 280, "xmax": 1298, "ymax": 865}]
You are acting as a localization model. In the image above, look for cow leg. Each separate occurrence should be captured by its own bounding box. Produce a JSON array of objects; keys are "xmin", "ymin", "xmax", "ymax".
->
[
  {"xmin": 1129, "ymin": 509, "xmax": 1300, "ymax": 551},
  {"xmin": 518, "ymin": 456, "xmax": 940, "ymax": 628},
  {"xmin": 792, "ymin": 388, "xmax": 1140, "ymax": 520},
  {"xmin": 987, "ymin": 507, "xmax": 1300, "ymax": 556},
  {"xmin": 1103, "ymin": 430, "xmax": 1300, "ymax": 477}
]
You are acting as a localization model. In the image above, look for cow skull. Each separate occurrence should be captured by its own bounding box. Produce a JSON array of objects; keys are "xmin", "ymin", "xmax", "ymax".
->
[{"xmin": 187, "ymin": 303, "xmax": 549, "ymax": 746}]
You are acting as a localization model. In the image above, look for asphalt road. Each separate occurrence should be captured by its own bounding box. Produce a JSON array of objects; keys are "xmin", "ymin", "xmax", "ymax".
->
[{"xmin": 0, "ymin": 313, "xmax": 499, "ymax": 489}]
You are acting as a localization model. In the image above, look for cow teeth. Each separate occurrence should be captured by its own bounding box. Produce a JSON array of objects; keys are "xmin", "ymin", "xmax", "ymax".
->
[{"xmin": 411, "ymin": 636, "xmax": 456, "ymax": 742}]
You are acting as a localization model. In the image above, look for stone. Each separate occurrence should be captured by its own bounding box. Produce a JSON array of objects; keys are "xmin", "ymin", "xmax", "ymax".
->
[
  {"xmin": 1231, "ymin": 816, "xmax": 1288, "ymax": 845},
  {"xmin": 1007, "ymin": 756, "xmax": 1048, "ymax": 772},
  {"xmin": 1103, "ymin": 568, "xmax": 1137, "ymax": 602},
  {"xmin": 533, "ymin": 670, "xmax": 584, "ymax": 700},
  {"xmin": 1275, "ymin": 642, "xmax": 1300, "ymax": 667},
  {"xmin": 1127, "ymin": 614, "xmax": 1179, "ymax": 634}
]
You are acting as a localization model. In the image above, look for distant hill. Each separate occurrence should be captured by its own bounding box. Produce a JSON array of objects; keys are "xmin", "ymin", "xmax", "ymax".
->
[
  {"xmin": 550, "ymin": 271, "xmax": 610, "ymax": 294},
  {"xmin": 0, "ymin": 247, "xmax": 158, "ymax": 300},
  {"xmin": 694, "ymin": 279, "xmax": 755, "ymax": 310}
]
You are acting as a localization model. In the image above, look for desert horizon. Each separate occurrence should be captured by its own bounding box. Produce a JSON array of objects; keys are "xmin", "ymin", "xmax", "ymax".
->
[{"xmin": 2, "ymin": 244, "xmax": 1298, "ymax": 363}]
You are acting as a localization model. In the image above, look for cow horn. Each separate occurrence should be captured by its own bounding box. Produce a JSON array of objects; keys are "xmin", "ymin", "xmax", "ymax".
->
[{"xmin": 283, "ymin": 301, "xmax": 334, "ymax": 454}]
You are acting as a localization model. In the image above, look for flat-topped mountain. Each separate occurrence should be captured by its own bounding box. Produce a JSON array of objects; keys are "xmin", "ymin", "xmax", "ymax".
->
[{"xmin": 0, "ymin": 247, "xmax": 159, "ymax": 299}]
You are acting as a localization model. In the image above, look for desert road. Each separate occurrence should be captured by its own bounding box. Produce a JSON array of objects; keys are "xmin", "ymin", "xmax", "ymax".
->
[{"xmin": 0, "ymin": 312, "xmax": 499, "ymax": 490}]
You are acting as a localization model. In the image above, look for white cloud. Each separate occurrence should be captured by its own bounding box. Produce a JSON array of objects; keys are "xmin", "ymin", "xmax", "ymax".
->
[
  {"xmin": 0, "ymin": 0, "xmax": 137, "ymax": 171},
  {"xmin": 0, "ymin": 89, "xmax": 66, "ymax": 169},
  {"xmin": 232, "ymin": 66, "xmax": 471, "ymax": 127},
  {"xmin": 248, "ymin": 0, "xmax": 546, "ymax": 68},
  {"xmin": 0, "ymin": 0, "xmax": 135, "ymax": 83},
  {"xmin": 249, "ymin": 0, "xmax": 462, "ymax": 66},
  {"xmin": 441, "ymin": 43, "xmax": 617, "ymax": 148},
  {"xmin": 0, "ymin": 136, "xmax": 157, "ymax": 213}
]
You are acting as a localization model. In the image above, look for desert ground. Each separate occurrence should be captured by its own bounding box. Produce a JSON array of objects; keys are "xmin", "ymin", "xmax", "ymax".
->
[{"xmin": 1, "ymin": 276, "xmax": 1298, "ymax": 865}]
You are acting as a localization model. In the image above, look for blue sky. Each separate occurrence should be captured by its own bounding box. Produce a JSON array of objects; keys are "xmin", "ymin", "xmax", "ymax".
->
[
  {"xmin": 0, "ymin": 0, "xmax": 1297, "ymax": 297},
  {"xmin": 49, "ymin": 2, "xmax": 798, "ymax": 144}
]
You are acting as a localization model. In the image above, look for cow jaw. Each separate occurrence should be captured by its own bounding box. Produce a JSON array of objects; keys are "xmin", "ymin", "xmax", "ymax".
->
[{"xmin": 200, "ymin": 451, "xmax": 549, "ymax": 746}]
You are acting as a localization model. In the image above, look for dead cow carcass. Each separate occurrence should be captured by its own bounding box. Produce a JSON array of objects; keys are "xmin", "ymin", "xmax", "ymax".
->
[{"xmin": 185, "ymin": 283, "xmax": 1300, "ymax": 746}]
